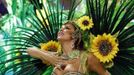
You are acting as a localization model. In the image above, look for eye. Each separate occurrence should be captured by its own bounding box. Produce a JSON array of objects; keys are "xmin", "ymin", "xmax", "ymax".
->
[{"xmin": 65, "ymin": 27, "xmax": 70, "ymax": 29}]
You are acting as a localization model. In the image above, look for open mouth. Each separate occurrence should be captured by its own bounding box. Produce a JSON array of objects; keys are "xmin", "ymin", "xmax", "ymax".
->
[{"xmin": 58, "ymin": 31, "xmax": 64, "ymax": 37}]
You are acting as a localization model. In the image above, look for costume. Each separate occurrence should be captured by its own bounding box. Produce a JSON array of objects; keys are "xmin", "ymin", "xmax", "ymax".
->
[
  {"xmin": 48, "ymin": 51, "xmax": 97, "ymax": 75},
  {"xmin": 0, "ymin": 0, "xmax": 134, "ymax": 75}
]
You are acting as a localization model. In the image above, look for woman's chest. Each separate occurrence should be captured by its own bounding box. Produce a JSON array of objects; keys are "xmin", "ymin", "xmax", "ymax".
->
[{"xmin": 63, "ymin": 58, "xmax": 80, "ymax": 72}]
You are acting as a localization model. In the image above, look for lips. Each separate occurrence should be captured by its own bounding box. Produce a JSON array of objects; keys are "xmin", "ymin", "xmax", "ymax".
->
[{"xmin": 58, "ymin": 31, "xmax": 64, "ymax": 37}]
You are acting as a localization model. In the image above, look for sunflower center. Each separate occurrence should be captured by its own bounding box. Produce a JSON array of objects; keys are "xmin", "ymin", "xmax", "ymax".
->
[
  {"xmin": 82, "ymin": 20, "xmax": 89, "ymax": 26},
  {"xmin": 48, "ymin": 46, "xmax": 57, "ymax": 52},
  {"xmin": 99, "ymin": 40, "xmax": 112, "ymax": 56}
]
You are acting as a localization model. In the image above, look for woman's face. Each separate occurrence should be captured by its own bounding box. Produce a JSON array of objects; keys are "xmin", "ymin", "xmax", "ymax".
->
[{"xmin": 57, "ymin": 23, "xmax": 75, "ymax": 41}]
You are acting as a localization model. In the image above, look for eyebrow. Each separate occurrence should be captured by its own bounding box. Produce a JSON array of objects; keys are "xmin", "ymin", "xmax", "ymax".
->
[{"xmin": 62, "ymin": 25, "xmax": 73, "ymax": 30}]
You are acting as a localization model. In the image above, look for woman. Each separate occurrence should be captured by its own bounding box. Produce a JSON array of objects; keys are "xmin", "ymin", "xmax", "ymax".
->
[{"xmin": 27, "ymin": 21, "xmax": 110, "ymax": 75}]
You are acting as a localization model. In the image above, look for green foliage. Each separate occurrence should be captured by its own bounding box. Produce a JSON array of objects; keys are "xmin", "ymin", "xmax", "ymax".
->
[
  {"xmin": 0, "ymin": 0, "xmax": 83, "ymax": 74},
  {"xmin": 86, "ymin": 0, "xmax": 134, "ymax": 75},
  {"xmin": 0, "ymin": 0, "xmax": 134, "ymax": 75},
  {"xmin": 42, "ymin": 66, "xmax": 54, "ymax": 75}
]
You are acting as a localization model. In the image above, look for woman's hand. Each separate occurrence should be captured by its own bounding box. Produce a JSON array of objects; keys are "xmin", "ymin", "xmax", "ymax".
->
[{"xmin": 42, "ymin": 53, "xmax": 62, "ymax": 66}]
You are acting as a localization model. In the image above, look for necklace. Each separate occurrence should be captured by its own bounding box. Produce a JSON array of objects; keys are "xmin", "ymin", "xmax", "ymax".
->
[
  {"xmin": 56, "ymin": 50, "xmax": 80, "ymax": 70},
  {"xmin": 61, "ymin": 50, "xmax": 80, "ymax": 60}
]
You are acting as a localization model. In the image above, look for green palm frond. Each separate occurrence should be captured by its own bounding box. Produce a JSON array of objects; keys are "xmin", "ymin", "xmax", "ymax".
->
[
  {"xmin": 30, "ymin": 0, "xmax": 82, "ymax": 40},
  {"xmin": 86, "ymin": 0, "xmax": 134, "ymax": 35},
  {"xmin": 0, "ymin": 0, "xmax": 82, "ymax": 74},
  {"xmin": 86, "ymin": 0, "xmax": 134, "ymax": 75},
  {"xmin": 1, "ymin": 0, "xmax": 134, "ymax": 75}
]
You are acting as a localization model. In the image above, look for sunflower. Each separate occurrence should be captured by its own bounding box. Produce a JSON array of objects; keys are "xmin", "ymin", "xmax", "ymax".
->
[
  {"xmin": 77, "ymin": 16, "xmax": 94, "ymax": 31},
  {"xmin": 40, "ymin": 40, "xmax": 61, "ymax": 52},
  {"xmin": 91, "ymin": 33, "xmax": 119, "ymax": 63}
]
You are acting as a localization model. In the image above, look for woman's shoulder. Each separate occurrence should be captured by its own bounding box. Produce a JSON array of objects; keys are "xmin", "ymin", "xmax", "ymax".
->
[
  {"xmin": 80, "ymin": 51, "xmax": 99, "ymax": 65},
  {"xmin": 80, "ymin": 50, "xmax": 97, "ymax": 61},
  {"xmin": 80, "ymin": 50, "xmax": 90, "ymax": 57},
  {"xmin": 80, "ymin": 50, "xmax": 100, "ymax": 67}
]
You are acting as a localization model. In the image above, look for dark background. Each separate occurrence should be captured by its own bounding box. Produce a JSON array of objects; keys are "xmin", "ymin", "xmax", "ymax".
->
[{"xmin": 0, "ymin": 0, "xmax": 8, "ymax": 18}]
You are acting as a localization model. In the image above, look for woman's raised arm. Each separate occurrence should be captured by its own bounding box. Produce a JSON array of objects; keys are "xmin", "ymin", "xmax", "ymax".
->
[{"xmin": 27, "ymin": 47, "xmax": 60, "ymax": 65}]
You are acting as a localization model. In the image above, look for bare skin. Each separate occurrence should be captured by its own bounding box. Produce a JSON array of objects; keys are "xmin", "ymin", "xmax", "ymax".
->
[
  {"xmin": 87, "ymin": 53, "xmax": 110, "ymax": 75},
  {"xmin": 27, "ymin": 23, "xmax": 110, "ymax": 75}
]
